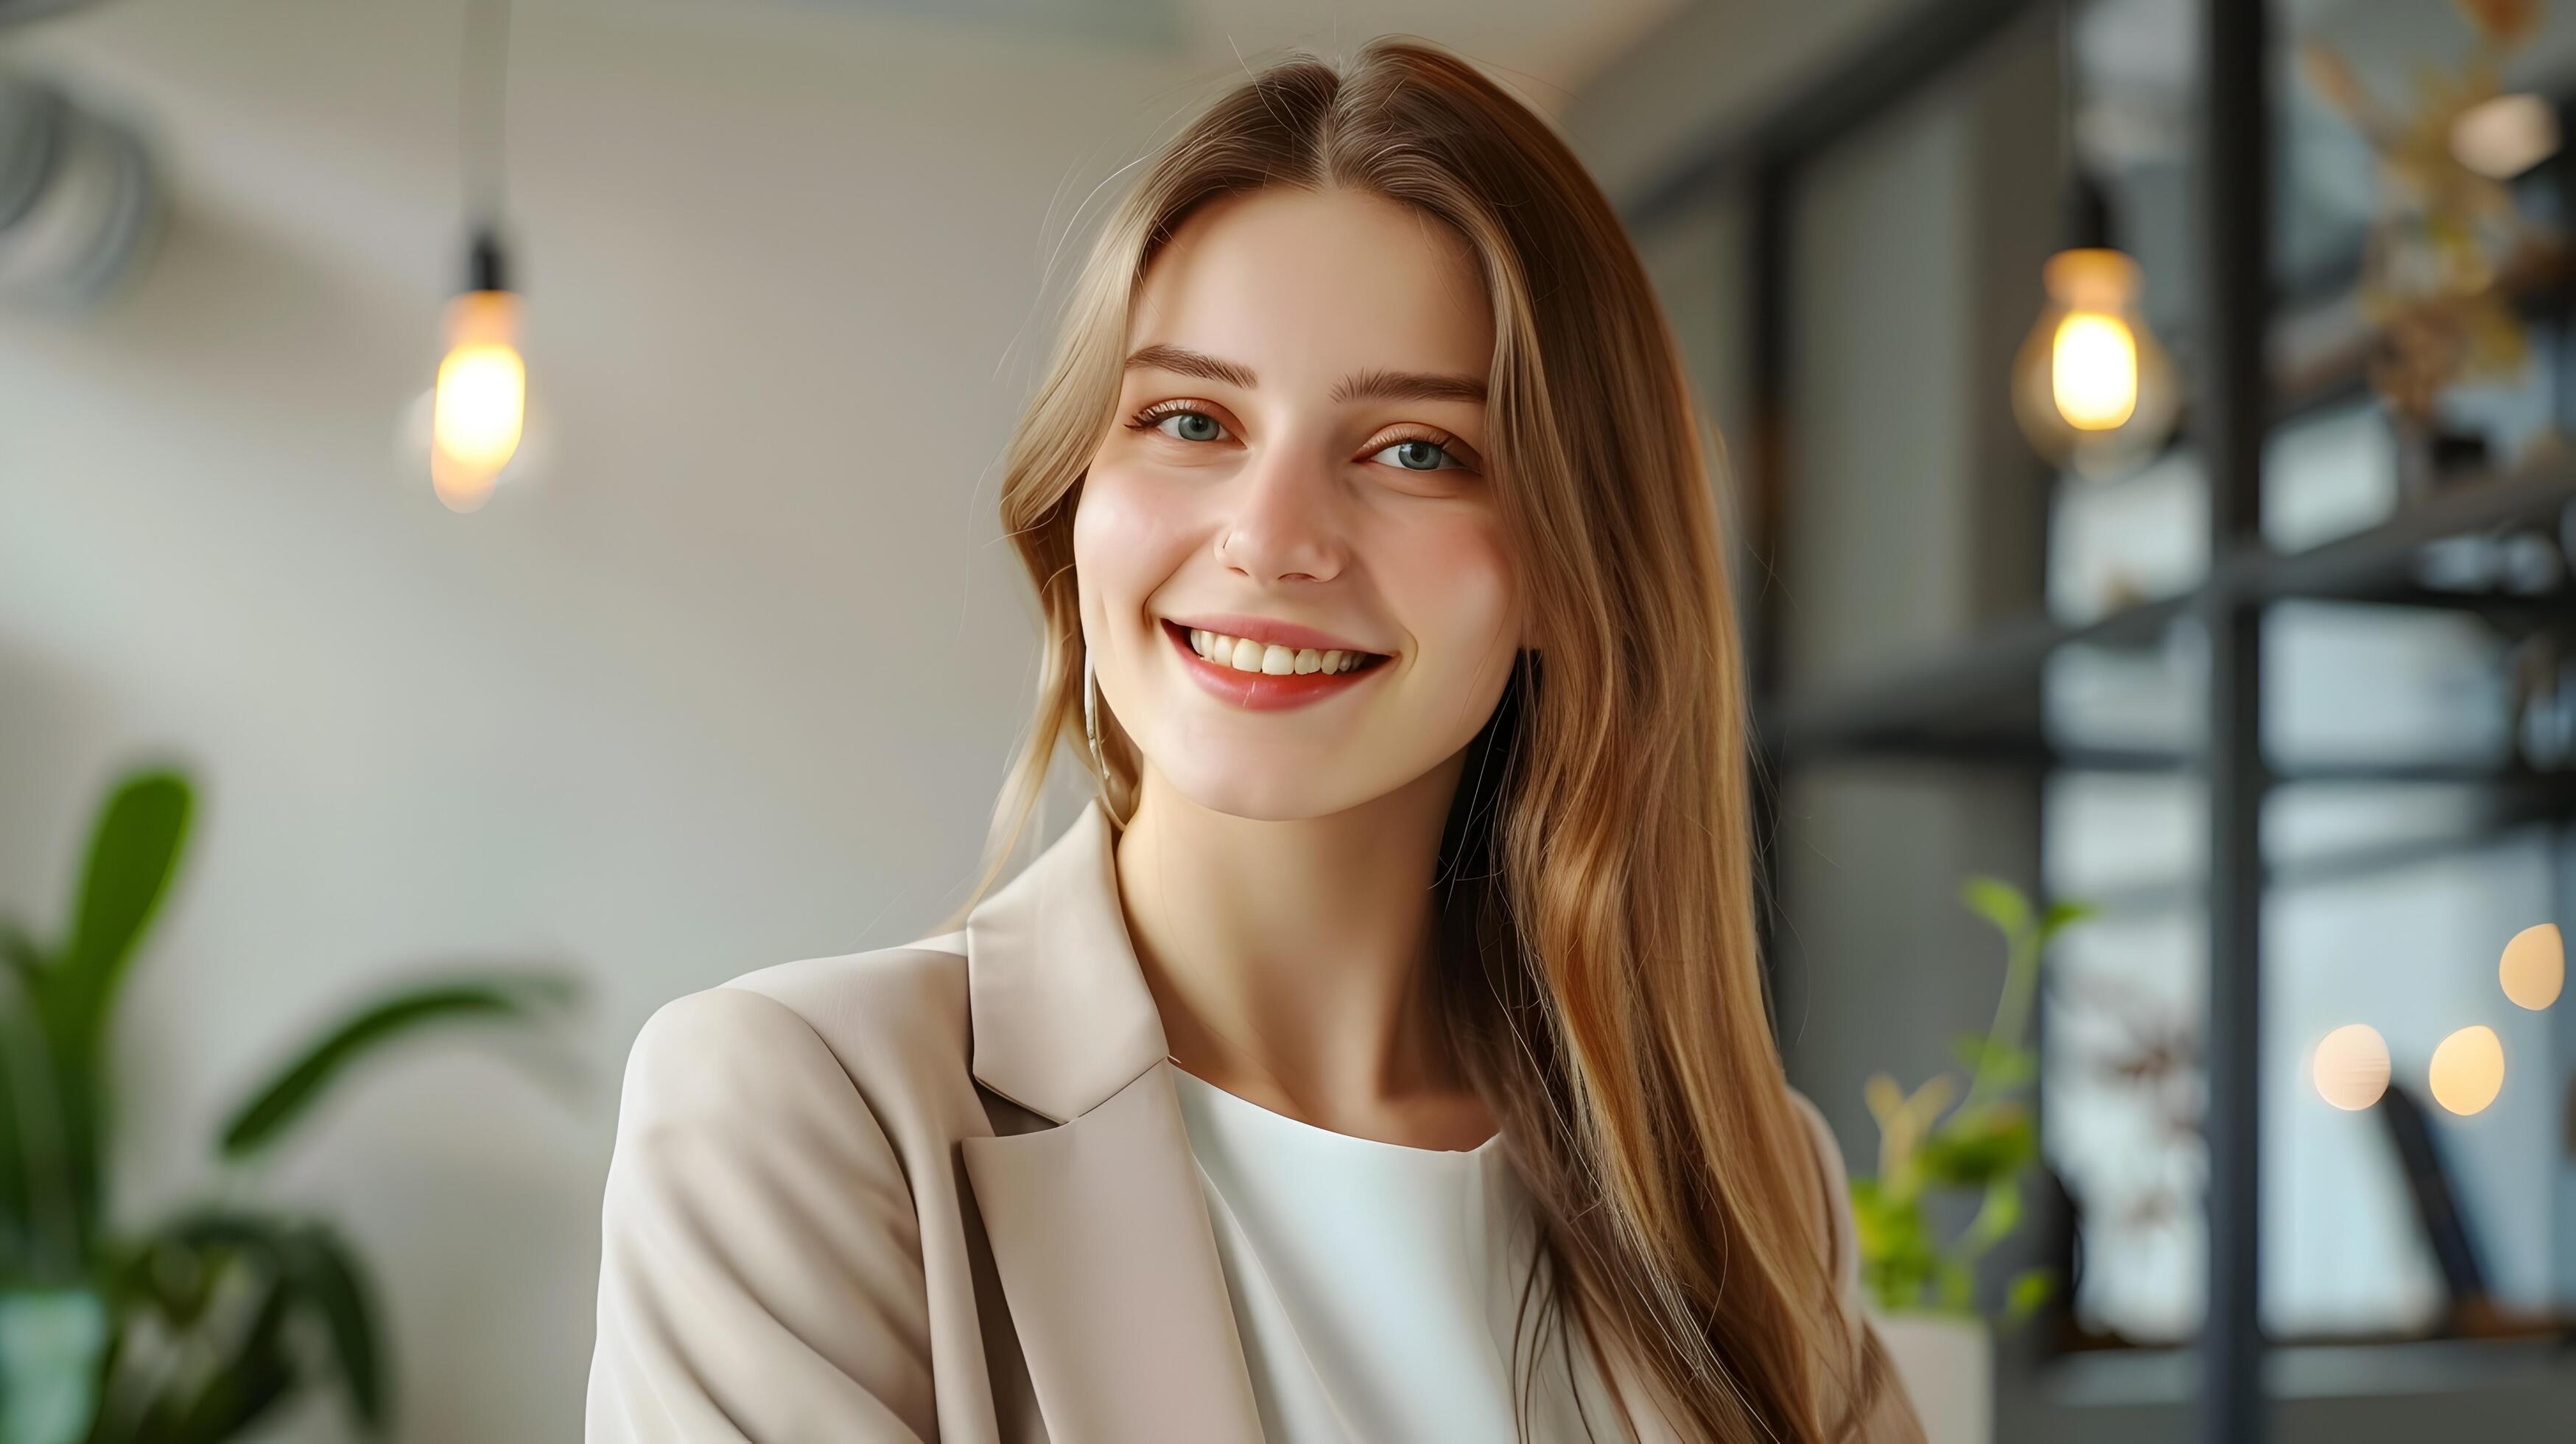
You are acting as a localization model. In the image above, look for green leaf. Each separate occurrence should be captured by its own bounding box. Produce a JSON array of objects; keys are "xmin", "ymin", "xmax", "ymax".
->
[
  {"xmin": 1, "ymin": 772, "xmax": 186, "ymax": 1280},
  {"xmin": 1848, "ymin": 1180, "xmax": 1920, "ymax": 1256},
  {"xmin": 0, "ymin": 1015, "xmax": 31, "ymax": 1280},
  {"xmin": 1848, "ymin": 1176, "xmax": 1942, "ymax": 1317},
  {"xmin": 136, "ymin": 1210, "xmax": 386, "ymax": 1437},
  {"xmin": 107, "ymin": 1230, "xmax": 220, "ymax": 1331},
  {"xmin": 1856, "ymin": 1182, "xmax": 1939, "ymax": 1314},
  {"xmin": 1915, "ymin": 1104, "xmax": 2038, "ymax": 1186},
  {"xmin": 0, "ymin": 1004, "xmax": 85, "ymax": 1283},
  {"xmin": 0, "ymin": 927, "xmax": 38, "ymax": 990},
  {"xmin": 1965, "ymin": 1174, "xmax": 2024, "ymax": 1250},
  {"xmin": 1949, "ymin": 1034, "xmax": 2037, "ymax": 1088},
  {"xmin": 280, "ymin": 1224, "xmax": 386, "ymax": 1431},
  {"xmin": 0, "ymin": 938, "xmax": 37, "ymax": 1276},
  {"xmin": 219, "ymin": 973, "xmax": 580, "ymax": 1160},
  {"xmin": 1958, "ymin": 876, "xmax": 2030, "ymax": 942},
  {"xmin": 164, "ymin": 1269, "xmax": 299, "ymax": 1444},
  {"xmin": 0, "ymin": 1287, "xmax": 108, "ymax": 1444},
  {"xmin": 52, "ymin": 768, "xmax": 193, "ymax": 1058},
  {"xmin": 1863, "ymin": 1253, "xmax": 1933, "ymax": 1313},
  {"xmin": 2035, "ymin": 898, "xmax": 2099, "ymax": 946},
  {"xmin": 151, "ymin": 1206, "xmax": 287, "ymax": 1264},
  {"xmin": 2005, "ymin": 1266, "xmax": 2057, "ymax": 1325}
]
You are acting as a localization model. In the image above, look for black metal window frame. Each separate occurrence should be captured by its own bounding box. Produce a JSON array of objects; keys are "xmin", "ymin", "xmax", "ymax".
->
[{"xmin": 1607, "ymin": 1, "xmax": 2576, "ymax": 1440}]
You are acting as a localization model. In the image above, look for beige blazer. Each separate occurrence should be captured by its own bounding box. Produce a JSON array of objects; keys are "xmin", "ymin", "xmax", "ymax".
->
[{"xmin": 586, "ymin": 796, "xmax": 1924, "ymax": 1443}]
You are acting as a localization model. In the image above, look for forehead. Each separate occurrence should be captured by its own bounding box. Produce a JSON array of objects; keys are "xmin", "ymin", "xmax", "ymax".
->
[{"xmin": 1129, "ymin": 187, "xmax": 1492, "ymax": 383}]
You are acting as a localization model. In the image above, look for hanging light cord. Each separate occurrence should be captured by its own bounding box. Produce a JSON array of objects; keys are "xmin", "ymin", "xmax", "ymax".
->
[
  {"xmin": 2056, "ymin": 0, "xmax": 2078, "ymax": 214},
  {"xmin": 460, "ymin": 0, "xmax": 513, "ymax": 235},
  {"xmin": 2053, "ymin": 0, "xmax": 2111, "ymax": 253}
]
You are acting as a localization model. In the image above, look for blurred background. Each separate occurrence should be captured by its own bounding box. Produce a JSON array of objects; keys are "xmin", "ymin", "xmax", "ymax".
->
[{"xmin": 2, "ymin": 0, "xmax": 2572, "ymax": 1441}]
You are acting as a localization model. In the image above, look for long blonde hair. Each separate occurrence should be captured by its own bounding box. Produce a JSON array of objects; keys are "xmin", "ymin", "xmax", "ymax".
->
[{"xmin": 936, "ymin": 36, "xmax": 1894, "ymax": 1443}]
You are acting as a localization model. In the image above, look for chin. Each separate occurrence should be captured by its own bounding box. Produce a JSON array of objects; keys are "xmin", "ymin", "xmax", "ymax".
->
[{"xmin": 1154, "ymin": 760, "xmax": 1366, "ymax": 824}]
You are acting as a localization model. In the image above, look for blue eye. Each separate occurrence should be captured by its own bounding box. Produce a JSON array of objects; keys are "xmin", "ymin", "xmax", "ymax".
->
[
  {"xmin": 1159, "ymin": 413, "xmax": 1226, "ymax": 441},
  {"xmin": 1373, "ymin": 438, "xmax": 1464, "ymax": 472}
]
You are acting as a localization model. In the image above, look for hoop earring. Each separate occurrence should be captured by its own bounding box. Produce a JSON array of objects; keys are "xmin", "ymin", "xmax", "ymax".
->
[{"xmin": 1083, "ymin": 649, "xmax": 1112, "ymax": 788}]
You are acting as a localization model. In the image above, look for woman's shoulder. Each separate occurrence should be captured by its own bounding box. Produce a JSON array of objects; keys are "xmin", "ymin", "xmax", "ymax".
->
[
  {"xmin": 1780, "ymin": 1084, "xmax": 1861, "ymax": 1300},
  {"xmin": 615, "ymin": 929, "xmax": 978, "ymax": 1132},
  {"xmin": 593, "ymin": 935, "xmax": 981, "ymax": 1441},
  {"xmin": 1783, "ymin": 1085, "xmax": 1930, "ymax": 1442}
]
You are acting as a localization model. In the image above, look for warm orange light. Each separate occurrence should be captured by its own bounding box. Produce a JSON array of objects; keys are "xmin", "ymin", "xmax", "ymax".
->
[
  {"xmin": 430, "ymin": 289, "xmax": 525, "ymax": 512},
  {"xmin": 2312, "ymin": 1023, "xmax": 2390, "ymax": 1110},
  {"xmin": 2052, "ymin": 312, "xmax": 2140, "ymax": 430},
  {"xmin": 2499, "ymin": 923, "xmax": 2563, "ymax": 1010},
  {"xmin": 2429, "ymin": 1026, "xmax": 2505, "ymax": 1115},
  {"xmin": 2012, "ymin": 248, "xmax": 2177, "ymax": 478}
]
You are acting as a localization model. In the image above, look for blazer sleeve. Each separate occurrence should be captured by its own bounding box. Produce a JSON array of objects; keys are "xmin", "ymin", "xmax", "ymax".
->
[
  {"xmin": 1786, "ymin": 1087, "xmax": 1929, "ymax": 1444},
  {"xmin": 587, "ymin": 986, "xmax": 936, "ymax": 1443}
]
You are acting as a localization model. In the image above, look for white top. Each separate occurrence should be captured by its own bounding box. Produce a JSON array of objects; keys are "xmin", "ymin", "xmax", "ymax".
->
[{"xmin": 1171, "ymin": 1064, "xmax": 1618, "ymax": 1443}]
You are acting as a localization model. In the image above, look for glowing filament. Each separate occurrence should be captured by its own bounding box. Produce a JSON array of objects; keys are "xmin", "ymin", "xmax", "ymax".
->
[
  {"xmin": 2052, "ymin": 312, "xmax": 2138, "ymax": 430},
  {"xmin": 430, "ymin": 290, "xmax": 526, "ymax": 511}
]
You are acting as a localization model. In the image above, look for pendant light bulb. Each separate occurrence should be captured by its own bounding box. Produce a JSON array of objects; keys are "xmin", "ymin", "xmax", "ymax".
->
[
  {"xmin": 428, "ymin": 229, "xmax": 525, "ymax": 512},
  {"xmin": 2012, "ymin": 242, "xmax": 2178, "ymax": 480},
  {"xmin": 2015, "ymin": 10, "xmax": 2180, "ymax": 482}
]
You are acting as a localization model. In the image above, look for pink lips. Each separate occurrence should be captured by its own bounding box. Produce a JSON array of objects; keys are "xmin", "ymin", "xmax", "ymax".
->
[{"xmin": 1161, "ymin": 618, "xmax": 1391, "ymax": 712}]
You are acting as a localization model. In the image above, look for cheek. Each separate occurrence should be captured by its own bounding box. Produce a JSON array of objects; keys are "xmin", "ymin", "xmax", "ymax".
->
[
  {"xmin": 1382, "ymin": 514, "xmax": 1519, "ymax": 670},
  {"xmin": 1073, "ymin": 461, "xmax": 1201, "ymax": 607}
]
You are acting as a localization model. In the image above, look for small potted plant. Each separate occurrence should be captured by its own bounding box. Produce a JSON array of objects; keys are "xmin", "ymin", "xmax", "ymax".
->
[
  {"xmin": 0, "ymin": 764, "xmax": 582, "ymax": 1442},
  {"xmin": 1847, "ymin": 876, "xmax": 2091, "ymax": 1444}
]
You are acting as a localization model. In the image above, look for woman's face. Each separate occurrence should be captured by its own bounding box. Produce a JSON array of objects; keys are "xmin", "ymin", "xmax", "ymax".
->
[{"xmin": 1073, "ymin": 186, "xmax": 1524, "ymax": 823}]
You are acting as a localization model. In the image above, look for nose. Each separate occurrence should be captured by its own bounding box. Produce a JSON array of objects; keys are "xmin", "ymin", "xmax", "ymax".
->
[{"xmin": 1213, "ymin": 444, "xmax": 1347, "ymax": 585}]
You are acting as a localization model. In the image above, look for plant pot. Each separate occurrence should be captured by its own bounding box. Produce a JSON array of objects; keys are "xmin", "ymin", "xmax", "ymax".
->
[
  {"xmin": 1865, "ymin": 1308, "xmax": 1991, "ymax": 1444},
  {"xmin": 0, "ymin": 1287, "xmax": 108, "ymax": 1444}
]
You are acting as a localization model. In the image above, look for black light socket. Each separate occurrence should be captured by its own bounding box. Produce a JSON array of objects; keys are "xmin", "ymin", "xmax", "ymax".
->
[
  {"xmin": 466, "ymin": 226, "xmax": 510, "ymax": 294},
  {"xmin": 2062, "ymin": 169, "xmax": 2112, "ymax": 253}
]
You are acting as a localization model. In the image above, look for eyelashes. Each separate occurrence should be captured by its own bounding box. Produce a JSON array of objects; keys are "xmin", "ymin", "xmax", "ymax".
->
[
  {"xmin": 1125, "ymin": 400, "xmax": 1479, "ymax": 474},
  {"xmin": 1129, "ymin": 401, "xmax": 1226, "ymax": 444},
  {"xmin": 1374, "ymin": 436, "xmax": 1473, "ymax": 474}
]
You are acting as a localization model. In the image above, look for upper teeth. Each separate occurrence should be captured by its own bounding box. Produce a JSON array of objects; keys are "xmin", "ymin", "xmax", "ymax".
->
[{"xmin": 1188, "ymin": 628, "xmax": 1374, "ymax": 675}]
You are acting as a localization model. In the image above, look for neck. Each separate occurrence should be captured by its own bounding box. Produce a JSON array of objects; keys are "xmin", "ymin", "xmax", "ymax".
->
[{"xmin": 1112, "ymin": 754, "xmax": 1481, "ymax": 1141}]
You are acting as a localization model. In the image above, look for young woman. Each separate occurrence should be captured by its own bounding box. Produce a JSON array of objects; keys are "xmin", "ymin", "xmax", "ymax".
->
[{"xmin": 589, "ymin": 37, "xmax": 1924, "ymax": 1444}]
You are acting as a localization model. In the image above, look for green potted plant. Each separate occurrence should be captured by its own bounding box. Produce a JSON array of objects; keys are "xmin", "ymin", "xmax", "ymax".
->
[
  {"xmin": 1848, "ymin": 876, "xmax": 2093, "ymax": 1444},
  {"xmin": 0, "ymin": 765, "xmax": 581, "ymax": 1443}
]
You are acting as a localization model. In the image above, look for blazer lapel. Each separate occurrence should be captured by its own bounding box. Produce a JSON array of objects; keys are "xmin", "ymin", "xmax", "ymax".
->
[
  {"xmin": 955, "ymin": 799, "xmax": 1264, "ymax": 1444},
  {"xmin": 961, "ymin": 1059, "xmax": 1260, "ymax": 1443}
]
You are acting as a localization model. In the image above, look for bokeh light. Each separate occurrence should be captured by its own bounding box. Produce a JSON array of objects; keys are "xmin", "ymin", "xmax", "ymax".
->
[
  {"xmin": 2499, "ymin": 922, "xmax": 2563, "ymax": 1010},
  {"xmin": 2451, "ymin": 92, "xmax": 2561, "ymax": 180},
  {"xmin": 2428, "ymin": 1026, "xmax": 2505, "ymax": 1116},
  {"xmin": 2312, "ymin": 1023, "xmax": 2391, "ymax": 1110},
  {"xmin": 2052, "ymin": 312, "xmax": 2141, "ymax": 430}
]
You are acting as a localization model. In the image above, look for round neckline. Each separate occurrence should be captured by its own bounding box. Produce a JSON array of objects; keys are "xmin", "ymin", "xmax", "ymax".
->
[{"xmin": 1170, "ymin": 1061, "xmax": 1504, "ymax": 1159}]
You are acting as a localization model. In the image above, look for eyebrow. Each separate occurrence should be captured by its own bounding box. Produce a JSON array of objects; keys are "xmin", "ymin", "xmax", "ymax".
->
[
  {"xmin": 1117, "ymin": 348, "xmax": 1257, "ymax": 392},
  {"xmin": 1339, "ymin": 366, "xmax": 1489, "ymax": 406},
  {"xmin": 1124, "ymin": 343, "xmax": 1487, "ymax": 405}
]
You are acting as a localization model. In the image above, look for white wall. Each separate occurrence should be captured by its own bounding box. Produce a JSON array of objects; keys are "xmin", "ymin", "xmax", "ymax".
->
[
  {"xmin": 0, "ymin": 0, "xmax": 1747, "ymax": 1436},
  {"xmin": 0, "ymin": 1, "xmax": 1245, "ymax": 1436}
]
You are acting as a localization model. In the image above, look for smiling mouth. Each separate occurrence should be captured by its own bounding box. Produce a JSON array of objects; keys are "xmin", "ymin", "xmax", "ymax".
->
[
  {"xmin": 1162, "ymin": 618, "xmax": 1393, "ymax": 676},
  {"xmin": 1158, "ymin": 619, "xmax": 1393, "ymax": 712}
]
